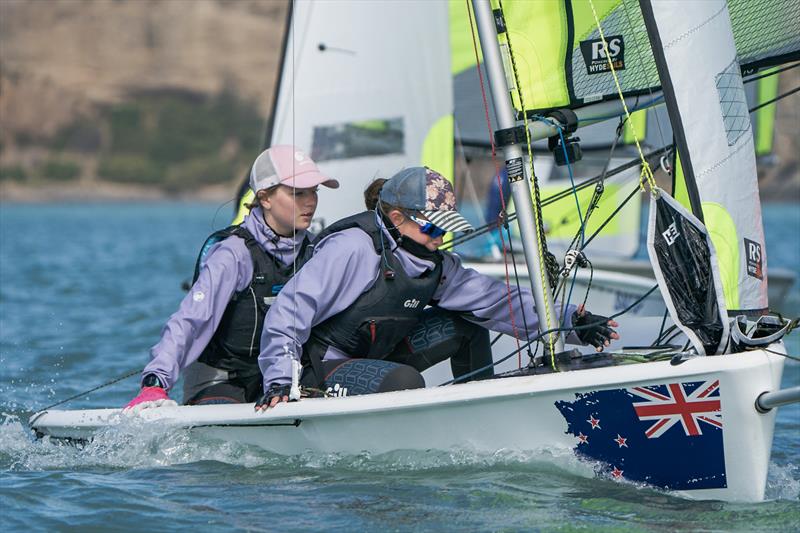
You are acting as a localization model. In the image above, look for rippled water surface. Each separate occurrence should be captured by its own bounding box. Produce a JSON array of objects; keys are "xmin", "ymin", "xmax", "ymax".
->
[{"xmin": 1, "ymin": 203, "xmax": 798, "ymax": 531}]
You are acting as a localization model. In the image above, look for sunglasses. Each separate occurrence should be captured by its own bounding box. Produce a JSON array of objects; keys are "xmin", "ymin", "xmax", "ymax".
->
[{"xmin": 407, "ymin": 213, "xmax": 447, "ymax": 238}]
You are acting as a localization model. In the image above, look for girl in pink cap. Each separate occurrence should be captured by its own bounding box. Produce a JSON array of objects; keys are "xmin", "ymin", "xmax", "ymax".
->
[{"xmin": 124, "ymin": 146, "xmax": 338, "ymax": 411}]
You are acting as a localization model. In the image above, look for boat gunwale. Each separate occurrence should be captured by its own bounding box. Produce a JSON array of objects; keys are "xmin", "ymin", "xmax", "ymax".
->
[{"xmin": 30, "ymin": 344, "xmax": 786, "ymax": 433}]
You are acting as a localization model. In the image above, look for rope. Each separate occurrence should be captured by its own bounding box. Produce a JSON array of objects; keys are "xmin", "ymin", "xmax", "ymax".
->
[
  {"xmin": 38, "ymin": 367, "xmax": 142, "ymax": 411},
  {"xmin": 497, "ymin": 0, "xmax": 559, "ymax": 364},
  {"xmin": 587, "ymin": 0, "xmax": 657, "ymax": 194}
]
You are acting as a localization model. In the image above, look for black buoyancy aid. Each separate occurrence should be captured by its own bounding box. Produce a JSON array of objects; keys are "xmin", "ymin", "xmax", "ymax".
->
[
  {"xmin": 305, "ymin": 211, "xmax": 443, "ymax": 365},
  {"xmin": 195, "ymin": 225, "xmax": 309, "ymax": 377}
]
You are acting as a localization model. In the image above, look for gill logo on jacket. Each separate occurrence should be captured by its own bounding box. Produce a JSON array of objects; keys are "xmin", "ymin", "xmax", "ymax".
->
[{"xmin": 403, "ymin": 298, "xmax": 420, "ymax": 309}]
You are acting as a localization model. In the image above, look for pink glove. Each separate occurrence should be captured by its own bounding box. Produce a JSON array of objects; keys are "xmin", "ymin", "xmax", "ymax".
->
[{"xmin": 123, "ymin": 386, "xmax": 177, "ymax": 412}]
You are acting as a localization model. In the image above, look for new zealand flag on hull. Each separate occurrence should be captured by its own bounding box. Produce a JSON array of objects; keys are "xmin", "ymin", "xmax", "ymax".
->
[{"xmin": 555, "ymin": 380, "xmax": 726, "ymax": 490}]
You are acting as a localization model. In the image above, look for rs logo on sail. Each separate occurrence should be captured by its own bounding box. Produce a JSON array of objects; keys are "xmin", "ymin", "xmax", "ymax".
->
[{"xmin": 580, "ymin": 35, "xmax": 626, "ymax": 74}]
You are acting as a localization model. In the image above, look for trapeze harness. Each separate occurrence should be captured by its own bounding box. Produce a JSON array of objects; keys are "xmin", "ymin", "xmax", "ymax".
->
[
  {"xmin": 302, "ymin": 211, "xmax": 443, "ymax": 387},
  {"xmin": 194, "ymin": 225, "xmax": 309, "ymax": 389}
]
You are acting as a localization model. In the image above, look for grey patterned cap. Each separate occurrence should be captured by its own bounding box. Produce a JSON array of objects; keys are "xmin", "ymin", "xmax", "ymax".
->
[{"xmin": 379, "ymin": 167, "xmax": 473, "ymax": 233}]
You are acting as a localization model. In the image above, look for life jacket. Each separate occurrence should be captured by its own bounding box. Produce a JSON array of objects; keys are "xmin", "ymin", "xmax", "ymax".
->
[
  {"xmin": 303, "ymin": 211, "xmax": 443, "ymax": 382},
  {"xmin": 194, "ymin": 225, "xmax": 310, "ymax": 378}
]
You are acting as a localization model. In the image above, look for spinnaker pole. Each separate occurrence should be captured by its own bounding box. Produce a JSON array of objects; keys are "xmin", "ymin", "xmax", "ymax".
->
[{"xmin": 471, "ymin": 0, "xmax": 564, "ymax": 355}]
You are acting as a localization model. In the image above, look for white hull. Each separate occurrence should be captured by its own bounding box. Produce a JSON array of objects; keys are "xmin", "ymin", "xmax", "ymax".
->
[{"xmin": 31, "ymin": 346, "xmax": 786, "ymax": 502}]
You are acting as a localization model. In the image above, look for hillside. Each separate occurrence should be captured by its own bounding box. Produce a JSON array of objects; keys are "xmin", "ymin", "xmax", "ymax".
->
[
  {"xmin": 0, "ymin": 0, "xmax": 287, "ymax": 200},
  {"xmin": 0, "ymin": 0, "xmax": 797, "ymax": 202}
]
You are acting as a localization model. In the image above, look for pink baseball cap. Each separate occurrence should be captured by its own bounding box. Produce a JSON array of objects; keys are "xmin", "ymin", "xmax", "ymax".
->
[{"xmin": 249, "ymin": 145, "xmax": 339, "ymax": 192}]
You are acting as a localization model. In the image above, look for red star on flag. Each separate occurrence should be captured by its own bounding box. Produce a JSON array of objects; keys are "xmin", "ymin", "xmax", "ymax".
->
[
  {"xmin": 577, "ymin": 432, "xmax": 589, "ymax": 444},
  {"xmin": 611, "ymin": 467, "xmax": 624, "ymax": 479},
  {"xmin": 587, "ymin": 415, "xmax": 601, "ymax": 429},
  {"xmin": 614, "ymin": 434, "xmax": 628, "ymax": 448}
]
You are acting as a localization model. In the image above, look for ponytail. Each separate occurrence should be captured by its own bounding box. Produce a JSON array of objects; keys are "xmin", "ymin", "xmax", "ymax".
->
[
  {"xmin": 245, "ymin": 187, "xmax": 276, "ymax": 210},
  {"xmin": 364, "ymin": 178, "xmax": 388, "ymax": 210}
]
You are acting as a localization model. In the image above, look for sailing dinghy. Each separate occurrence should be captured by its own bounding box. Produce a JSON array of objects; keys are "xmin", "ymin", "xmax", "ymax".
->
[{"xmin": 31, "ymin": 0, "xmax": 799, "ymax": 503}]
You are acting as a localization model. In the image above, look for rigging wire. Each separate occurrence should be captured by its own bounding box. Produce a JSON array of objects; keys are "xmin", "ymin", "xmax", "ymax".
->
[
  {"xmin": 581, "ymin": 183, "xmax": 641, "ymax": 249},
  {"xmin": 764, "ymin": 348, "xmax": 800, "ymax": 363},
  {"xmin": 37, "ymin": 368, "xmax": 142, "ymax": 412},
  {"xmin": 743, "ymin": 62, "xmax": 800, "ymax": 85},
  {"xmin": 442, "ymin": 283, "xmax": 661, "ymax": 385},
  {"xmin": 443, "ymin": 144, "xmax": 671, "ymax": 252},
  {"xmin": 748, "ymin": 86, "xmax": 800, "ymax": 114}
]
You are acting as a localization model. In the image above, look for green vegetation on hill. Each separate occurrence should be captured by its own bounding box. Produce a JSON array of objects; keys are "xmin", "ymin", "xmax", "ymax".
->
[
  {"xmin": 98, "ymin": 89, "xmax": 264, "ymax": 190},
  {"xmin": 7, "ymin": 89, "xmax": 265, "ymax": 192},
  {"xmin": 39, "ymin": 158, "xmax": 81, "ymax": 181},
  {"xmin": 0, "ymin": 165, "xmax": 27, "ymax": 182}
]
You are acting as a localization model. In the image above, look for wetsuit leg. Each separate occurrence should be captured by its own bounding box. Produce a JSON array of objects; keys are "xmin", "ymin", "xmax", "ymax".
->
[
  {"xmin": 183, "ymin": 361, "xmax": 262, "ymax": 405},
  {"xmin": 386, "ymin": 307, "xmax": 494, "ymax": 381},
  {"xmin": 186, "ymin": 382, "xmax": 248, "ymax": 405},
  {"xmin": 301, "ymin": 359, "xmax": 424, "ymax": 396}
]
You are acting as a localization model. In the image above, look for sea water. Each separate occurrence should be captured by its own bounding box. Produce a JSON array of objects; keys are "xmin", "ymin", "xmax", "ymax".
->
[{"xmin": 1, "ymin": 203, "xmax": 798, "ymax": 531}]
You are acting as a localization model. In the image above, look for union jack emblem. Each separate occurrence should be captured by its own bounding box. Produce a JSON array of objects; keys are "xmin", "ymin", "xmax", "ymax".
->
[{"xmin": 628, "ymin": 380, "xmax": 722, "ymax": 438}]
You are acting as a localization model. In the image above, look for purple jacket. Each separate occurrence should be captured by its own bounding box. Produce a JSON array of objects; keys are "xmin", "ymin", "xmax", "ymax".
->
[
  {"xmin": 142, "ymin": 208, "xmax": 310, "ymax": 390},
  {"xmin": 259, "ymin": 210, "xmax": 578, "ymax": 390}
]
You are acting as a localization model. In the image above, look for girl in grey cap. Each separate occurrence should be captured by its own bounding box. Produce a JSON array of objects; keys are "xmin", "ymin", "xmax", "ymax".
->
[
  {"xmin": 124, "ymin": 145, "xmax": 339, "ymax": 411},
  {"xmin": 255, "ymin": 166, "xmax": 618, "ymax": 410}
]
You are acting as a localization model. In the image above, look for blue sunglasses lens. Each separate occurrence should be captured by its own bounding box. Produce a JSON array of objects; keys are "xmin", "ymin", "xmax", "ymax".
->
[
  {"xmin": 420, "ymin": 222, "xmax": 447, "ymax": 238},
  {"xmin": 409, "ymin": 213, "xmax": 446, "ymax": 238}
]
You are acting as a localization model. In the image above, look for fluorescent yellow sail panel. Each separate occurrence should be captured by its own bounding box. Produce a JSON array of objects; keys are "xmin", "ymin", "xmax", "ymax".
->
[
  {"xmin": 232, "ymin": 189, "xmax": 254, "ymax": 225},
  {"xmin": 498, "ymin": 0, "xmax": 571, "ymax": 111},
  {"xmin": 755, "ymin": 72, "xmax": 779, "ymax": 156},
  {"xmin": 673, "ymin": 157, "xmax": 744, "ymax": 310},
  {"xmin": 450, "ymin": 0, "xmax": 480, "ymax": 76},
  {"xmin": 540, "ymin": 183, "xmax": 626, "ymax": 238},
  {"xmin": 702, "ymin": 202, "xmax": 741, "ymax": 310},
  {"xmin": 623, "ymin": 109, "xmax": 648, "ymax": 145},
  {"xmin": 421, "ymin": 114, "xmax": 455, "ymax": 181}
]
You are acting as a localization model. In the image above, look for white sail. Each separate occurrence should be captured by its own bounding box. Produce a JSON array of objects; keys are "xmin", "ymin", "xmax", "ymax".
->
[
  {"xmin": 640, "ymin": 0, "xmax": 769, "ymax": 315},
  {"xmin": 269, "ymin": 0, "xmax": 453, "ymax": 226}
]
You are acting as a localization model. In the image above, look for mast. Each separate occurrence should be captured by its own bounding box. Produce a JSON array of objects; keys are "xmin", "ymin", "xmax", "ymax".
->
[{"xmin": 471, "ymin": 0, "xmax": 564, "ymax": 355}]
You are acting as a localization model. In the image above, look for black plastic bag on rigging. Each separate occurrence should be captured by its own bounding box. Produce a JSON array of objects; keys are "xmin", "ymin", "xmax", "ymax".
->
[{"xmin": 647, "ymin": 190, "xmax": 728, "ymax": 354}]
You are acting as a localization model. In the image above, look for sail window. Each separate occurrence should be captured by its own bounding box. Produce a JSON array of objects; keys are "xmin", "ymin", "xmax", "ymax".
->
[
  {"xmin": 310, "ymin": 118, "xmax": 404, "ymax": 162},
  {"xmin": 715, "ymin": 60, "xmax": 751, "ymax": 146}
]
